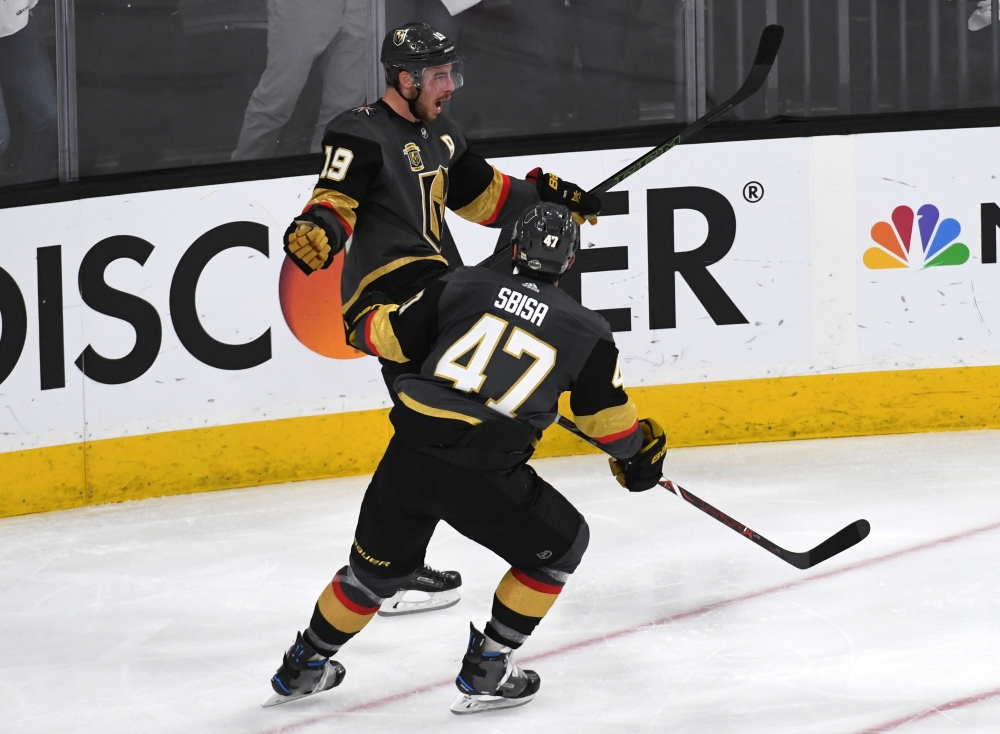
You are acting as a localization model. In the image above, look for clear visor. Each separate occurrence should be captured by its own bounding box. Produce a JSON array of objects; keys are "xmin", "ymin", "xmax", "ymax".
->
[{"xmin": 415, "ymin": 59, "xmax": 464, "ymax": 93}]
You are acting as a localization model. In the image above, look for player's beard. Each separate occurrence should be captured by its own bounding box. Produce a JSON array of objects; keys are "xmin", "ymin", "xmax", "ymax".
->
[{"xmin": 412, "ymin": 89, "xmax": 450, "ymax": 123}]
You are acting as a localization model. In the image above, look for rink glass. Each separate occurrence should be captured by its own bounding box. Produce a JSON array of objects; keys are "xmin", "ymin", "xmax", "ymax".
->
[
  {"xmin": 2, "ymin": 0, "xmax": 1000, "ymax": 186},
  {"xmin": 0, "ymin": 0, "xmax": 58, "ymax": 186}
]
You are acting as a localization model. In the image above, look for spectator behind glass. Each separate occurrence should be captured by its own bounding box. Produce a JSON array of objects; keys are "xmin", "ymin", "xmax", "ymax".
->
[
  {"xmin": 232, "ymin": 0, "xmax": 369, "ymax": 160},
  {"xmin": 387, "ymin": 0, "xmax": 465, "ymax": 44},
  {"xmin": 0, "ymin": 0, "xmax": 58, "ymax": 183}
]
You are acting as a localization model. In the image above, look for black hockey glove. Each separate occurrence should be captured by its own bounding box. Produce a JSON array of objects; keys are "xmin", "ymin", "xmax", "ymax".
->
[
  {"xmin": 283, "ymin": 209, "xmax": 338, "ymax": 275},
  {"xmin": 609, "ymin": 418, "xmax": 666, "ymax": 492},
  {"xmin": 526, "ymin": 167, "xmax": 601, "ymax": 225}
]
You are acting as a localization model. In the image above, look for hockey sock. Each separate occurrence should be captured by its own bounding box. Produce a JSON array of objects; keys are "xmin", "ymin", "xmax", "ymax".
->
[
  {"xmin": 481, "ymin": 631, "xmax": 508, "ymax": 653},
  {"xmin": 485, "ymin": 567, "xmax": 566, "ymax": 649},
  {"xmin": 305, "ymin": 565, "xmax": 384, "ymax": 654},
  {"xmin": 303, "ymin": 628, "xmax": 340, "ymax": 658}
]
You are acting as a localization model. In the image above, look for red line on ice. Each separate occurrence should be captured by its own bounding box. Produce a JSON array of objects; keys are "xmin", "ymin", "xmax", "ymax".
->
[
  {"xmin": 854, "ymin": 686, "xmax": 1000, "ymax": 733},
  {"xmin": 257, "ymin": 518, "xmax": 1000, "ymax": 734}
]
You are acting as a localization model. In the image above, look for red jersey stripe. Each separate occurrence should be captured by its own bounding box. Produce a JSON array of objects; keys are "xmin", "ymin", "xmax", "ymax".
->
[
  {"xmin": 480, "ymin": 174, "xmax": 511, "ymax": 226},
  {"xmin": 363, "ymin": 312, "xmax": 380, "ymax": 357},
  {"xmin": 511, "ymin": 568, "xmax": 563, "ymax": 595},
  {"xmin": 309, "ymin": 202, "xmax": 355, "ymax": 237},
  {"xmin": 331, "ymin": 578, "xmax": 380, "ymax": 616},
  {"xmin": 595, "ymin": 420, "xmax": 639, "ymax": 445}
]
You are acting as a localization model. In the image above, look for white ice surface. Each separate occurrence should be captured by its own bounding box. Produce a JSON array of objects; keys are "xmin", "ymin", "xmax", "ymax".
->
[{"xmin": 2, "ymin": 431, "xmax": 1000, "ymax": 733}]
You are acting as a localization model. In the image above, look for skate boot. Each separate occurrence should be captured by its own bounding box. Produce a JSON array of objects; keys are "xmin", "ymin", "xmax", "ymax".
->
[
  {"xmin": 379, "ymin": 564, "xmax": 462, "ymax": 616},
  {"xmin": 261, "ymin": 632, "xmax": 346, "ymax": 707},
  {"xmin": 450, "ymin": 623, "xmax": 540, "ymax": 714}
]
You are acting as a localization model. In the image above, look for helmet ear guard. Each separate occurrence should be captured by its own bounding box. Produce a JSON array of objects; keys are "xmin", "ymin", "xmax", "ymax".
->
[{"xmin": 511, "ymin": 203, "xmax": 581, "ymax": 278}]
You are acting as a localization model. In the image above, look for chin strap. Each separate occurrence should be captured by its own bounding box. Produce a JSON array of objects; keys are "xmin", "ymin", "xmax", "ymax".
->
[
  {"xmin": 391, "ymin": 79, "xmax": 424, "ymax": 121},
  {"xmin": 407, "ymin": 93, "xmax": 422, "ymax": 121}
]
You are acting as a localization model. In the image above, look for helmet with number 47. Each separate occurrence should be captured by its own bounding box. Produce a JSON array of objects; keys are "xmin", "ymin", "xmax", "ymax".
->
[{"xmin": 512, "ymin": 202, "xmax": 581, "ymax": 278}]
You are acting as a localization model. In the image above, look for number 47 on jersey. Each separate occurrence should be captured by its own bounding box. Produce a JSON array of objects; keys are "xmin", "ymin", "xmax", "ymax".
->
[{"xmin": 434, "ymin": 312, "xmax": 556, "ymax": 419}]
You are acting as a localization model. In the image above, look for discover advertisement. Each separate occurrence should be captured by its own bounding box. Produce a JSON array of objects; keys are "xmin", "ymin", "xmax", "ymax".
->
[{"xmin": 0, "ymin": 125, "xmax": 998, "ymax": 503}]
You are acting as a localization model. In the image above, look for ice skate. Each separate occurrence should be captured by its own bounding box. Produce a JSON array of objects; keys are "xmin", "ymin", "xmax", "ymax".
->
[
  {"xmin": 261, "ymin": 632, "xmax": 346, "ymax": 707},
  {"xmin": 450, "ymin": 623, "xmax": 540, "ymax": 715},
  {"xmin": 379, "ymin": 564, "xmax": 462, "ymax": 616}
]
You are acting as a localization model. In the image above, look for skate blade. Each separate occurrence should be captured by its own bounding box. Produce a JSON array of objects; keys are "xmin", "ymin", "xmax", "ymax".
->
[
  {"xmin": 449, "ymin": 692, "xmax": 535, "ymax": 715},
  {"xmin": 260, "ymin": 661, "xmax": 344, "ymax": 707},
  {"xmin": 261, "ymin": 689, "xmax": 313, "ymax": 707},
  {"xmin": 378, "ymin": 588, "xmax": 460, "ymax": 617}
]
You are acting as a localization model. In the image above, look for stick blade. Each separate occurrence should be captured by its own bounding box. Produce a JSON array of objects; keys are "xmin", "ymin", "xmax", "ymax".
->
[
  {"xmin": 753, "ymin": 25, "xmax": 784, "ymax": 68},
  {"xmin": 801, "ymin": 519, "xmax": 870, "ymax": 569}
]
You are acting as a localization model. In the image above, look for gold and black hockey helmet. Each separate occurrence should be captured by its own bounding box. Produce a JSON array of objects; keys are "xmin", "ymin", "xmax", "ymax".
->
[
  {"xmin": 512, "ymin": 203, "xmax": 581, "ymax": 277},
  {"xmin": 381, "ymin": 23, "xmax": 464, "ymax": 90}
]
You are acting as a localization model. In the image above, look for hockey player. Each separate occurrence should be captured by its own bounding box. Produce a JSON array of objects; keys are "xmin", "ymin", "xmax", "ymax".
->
[
  {"xmin": 263, "ymin": 202, "xmax": 666, "ymax": 713},
  {"xmin": 281, "ymin": 22, "xmax": 602, "ymax": 614}
]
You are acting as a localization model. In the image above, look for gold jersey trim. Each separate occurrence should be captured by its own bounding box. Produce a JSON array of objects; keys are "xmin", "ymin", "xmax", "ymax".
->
[
  {"xmin": 453, "ymin": 165, "xmax": 505, "ymax": 224},
  {"xmin": 341, "ymin": 254, "xmax": 449, "ymax": 313},
  {"xmin": 367, "ymin": 305, "xmax": 407, "ymax": 363},
  {"xmin": 574, "ymin": 401, "xmax": 639, "ymax": 440},
  {"xmin": 398, "ymin": 391, "xmax": 483, "ymax": 426},
  {"xmin": 308, "ymin": 188, "xmax": 360, "ymax": 232},
  {"xmin": 317, "ymin": 583, "xmax": 377, "ymax": 634},
  {"xmin": 494, "ymin": 570, "xmax": 559, "ymax": 618}
]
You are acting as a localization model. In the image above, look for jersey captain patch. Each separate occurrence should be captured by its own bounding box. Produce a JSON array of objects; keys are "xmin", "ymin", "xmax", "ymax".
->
[
  {"xmin": 440, "ymin": 134, "xmax": 456, "ymax": 159},
  {"xmin": 403, "ymin": 142, "xmax": 424, "ymax": 172},
  {"xmin": 419, "ymin": 167, "xmax": 449, "ymax": 251}
]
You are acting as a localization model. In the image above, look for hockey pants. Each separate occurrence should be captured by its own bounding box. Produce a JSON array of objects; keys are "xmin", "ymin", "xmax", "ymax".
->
[{"xmin": 303, "ymin": 437, "xmax": 589, "ymax": 654}]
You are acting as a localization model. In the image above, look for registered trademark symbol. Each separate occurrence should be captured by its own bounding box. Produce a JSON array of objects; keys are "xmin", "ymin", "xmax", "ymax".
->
[{"xmin": 743, "ymin": 181, "xmax": 764, "ymax": 203}]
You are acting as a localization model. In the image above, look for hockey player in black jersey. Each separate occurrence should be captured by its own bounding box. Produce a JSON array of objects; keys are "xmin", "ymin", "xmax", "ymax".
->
[
  {"xmin": 263, "ymin": 203, "xmax": 666, "ymax": 713},
  {"xmin": 280, "ymin": 22, "xmax": 602, "ymax": 616},
  {"xmin": 282, "ymin": 22, "xmax": 601, "ymax": 305}
]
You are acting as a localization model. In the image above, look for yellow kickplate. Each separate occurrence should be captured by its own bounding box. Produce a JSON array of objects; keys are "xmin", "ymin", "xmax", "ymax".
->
[{"xmin": 3, "ymin": 365, "xmax": 999, "ymax": 519}]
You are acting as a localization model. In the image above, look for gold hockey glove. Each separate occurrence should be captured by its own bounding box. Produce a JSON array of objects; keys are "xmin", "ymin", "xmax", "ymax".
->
[
  {"xmin": 283, "ymin": 218, "xmax": 333, "ymax": 275},
  {"xmin": 609, "ymin": 418, "xmax": 667, "ymax": 492},
  {"xmin": 526, "ymin": 167, "xmax": 600, "ymax": 225}
]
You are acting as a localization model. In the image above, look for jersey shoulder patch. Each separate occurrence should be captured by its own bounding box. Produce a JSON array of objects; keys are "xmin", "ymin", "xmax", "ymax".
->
[
  {"xmin": 324, "ymin": 106, "xmax": 393, "ymax": 147},
  {"xmin": 350, "ymin": 105, "xmax": 381, "ymax": 117}
]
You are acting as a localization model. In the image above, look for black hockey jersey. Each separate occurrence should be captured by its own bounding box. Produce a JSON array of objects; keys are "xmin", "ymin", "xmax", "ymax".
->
[
  {"xmin": 347, "ymin": 267, "xmax": 643, "ymax": 469},
  {"xmin": 300, "ymin": 100, "xmax": 539, "ymax": 320}
]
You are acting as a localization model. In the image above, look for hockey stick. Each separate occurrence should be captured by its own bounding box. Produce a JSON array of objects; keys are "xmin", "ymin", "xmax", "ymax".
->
[
  {"xmin": 477, "ymin": 24, "xmax": 785, "ymax": 271},
  {"xmin": 555, "ymin": 415, "xmax": 870, "ymax": 570}
]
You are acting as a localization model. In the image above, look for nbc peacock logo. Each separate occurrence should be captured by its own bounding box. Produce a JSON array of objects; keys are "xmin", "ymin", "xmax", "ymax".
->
[{"xmin": 864, "ymin": 204, "xmax": 970, "ymax": 270}]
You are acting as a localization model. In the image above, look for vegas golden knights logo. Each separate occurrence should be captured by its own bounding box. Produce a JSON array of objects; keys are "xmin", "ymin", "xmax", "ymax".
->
[
  {"xmin": 419, "ymin": 167, "xmax": 449, "ymax": 251},
  {"xmin": 394, "ymin": 29, "xmax": 408, "ymax": 45},
  {"xmin": 403, "ymin": 142, "xmax": 424, "ymax": 172}
]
